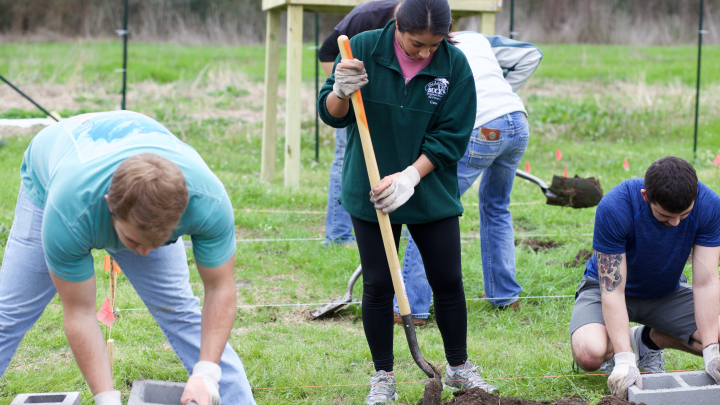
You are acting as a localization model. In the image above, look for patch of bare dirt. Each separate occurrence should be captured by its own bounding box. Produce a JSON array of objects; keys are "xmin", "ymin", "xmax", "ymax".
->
[
  {"xmin": 516, "ymin": 238, "xmax": 563, "ymax": 252},
  {"xmin": 441, "ymin": 388, "xmax": 646, "ymax": 405}
]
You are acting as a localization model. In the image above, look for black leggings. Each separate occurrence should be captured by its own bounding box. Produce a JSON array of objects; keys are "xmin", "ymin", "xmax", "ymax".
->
[{"xmin": 351, "ymin": 215, "xmax": 467, "ymax": 372}]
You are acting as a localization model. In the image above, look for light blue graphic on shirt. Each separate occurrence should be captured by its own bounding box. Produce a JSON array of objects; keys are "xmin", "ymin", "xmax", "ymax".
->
[{"xmin": 62, "ymin": 112, "xmax": 180, "ymax": 163}]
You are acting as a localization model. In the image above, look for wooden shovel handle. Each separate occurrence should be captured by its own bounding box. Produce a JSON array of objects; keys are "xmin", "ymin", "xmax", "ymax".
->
[{"xmin": 337, "ymin": 35, "xmax": 411, "ymax": 316}]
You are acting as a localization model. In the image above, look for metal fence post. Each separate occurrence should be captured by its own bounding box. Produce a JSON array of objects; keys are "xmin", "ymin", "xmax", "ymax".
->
[{"xmin": 693, "ymin": 0, "xmax": 705, "ymax": 162}]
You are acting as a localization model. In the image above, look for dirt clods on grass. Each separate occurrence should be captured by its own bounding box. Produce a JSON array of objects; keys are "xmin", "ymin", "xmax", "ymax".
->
[{"xmin": 441, "ymin": 388, "xmax": 646, "ymax": 405}]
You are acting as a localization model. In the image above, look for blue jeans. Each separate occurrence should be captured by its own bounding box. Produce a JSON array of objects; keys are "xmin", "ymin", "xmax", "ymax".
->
[
  {"xmin": 323, "ymin": 127, "xmax": 355, "ymax": 246},
  {"xmin": 394, "ymin": 112, "xmax": 528, "ymax": 312},
  {"xmin": 0, "ymin": 188, "xmax": 256, "ymax": 405}
]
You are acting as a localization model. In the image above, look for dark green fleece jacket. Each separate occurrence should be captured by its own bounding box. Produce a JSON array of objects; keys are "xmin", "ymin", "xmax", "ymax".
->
[{"xmin": 318, "ymin": 20, "xmax": 477, "ymax": 224}]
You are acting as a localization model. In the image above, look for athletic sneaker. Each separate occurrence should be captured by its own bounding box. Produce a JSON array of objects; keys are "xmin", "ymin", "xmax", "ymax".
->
[
  {"xmin": 444, "ymin": 361, "xmax": 499, "ymax": 394},
  {"xmin": 599, "ymin": 356, "xmax": 614, "ymax": 373},
  {"xmin": 365, "ymin": 370, "xmax": 398, "ymax": 405},
  {"xmin": 630, "ymin": 325, "xmax": 665, "ymax": 372}
]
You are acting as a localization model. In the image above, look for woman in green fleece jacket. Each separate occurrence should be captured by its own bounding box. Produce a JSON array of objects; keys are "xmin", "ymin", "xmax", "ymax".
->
[{"xmin": 317, "ymin": 0, "xmax": 494, "ymax": 403}]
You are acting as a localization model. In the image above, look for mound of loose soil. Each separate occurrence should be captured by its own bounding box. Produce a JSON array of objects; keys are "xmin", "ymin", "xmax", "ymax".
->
[{"xmin": 440, "ymin": 388, "xmax": 646, "ymax": 405}]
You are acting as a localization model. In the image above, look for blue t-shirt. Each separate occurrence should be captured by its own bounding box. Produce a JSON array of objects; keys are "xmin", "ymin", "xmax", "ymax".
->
[
  {"xmin": 585, "ymin": 178, "xmax": 720, "ymax": 299},
  {"xmin": 20, "ymin": 111, "xmax": 236, "ymax": 282}
]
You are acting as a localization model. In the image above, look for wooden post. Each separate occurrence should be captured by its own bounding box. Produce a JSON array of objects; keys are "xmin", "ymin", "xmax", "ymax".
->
[
  {"xmin": 479, "ymin": 12, "xmax": 496, "ymax": 35},
  {"xmin": 261, "ymin": 9, "xmax": 282, "ymax": 183},
  {"xmin": 284, "ymin": 4, "xmax": 304, "ymax": 187},
  {"xmin": 107, "ymin": 339, "xmax": 115, "ymax": 377}
]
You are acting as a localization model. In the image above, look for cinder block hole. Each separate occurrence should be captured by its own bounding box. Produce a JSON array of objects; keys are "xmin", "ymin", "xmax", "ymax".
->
[
  {"xmin": 681, "ymin": 373, "xmax": 716, "ymax": 387},
  {"xmin": 25, "ymin": 395, "xmax": 67, "ymax": 403},
  {"xmin": 640, "ymin": 375, "xmax": 681, "ymax": 390},
  {"xmin": 142, "ymin": 383, "xmax": 184, "ymax": 405}
]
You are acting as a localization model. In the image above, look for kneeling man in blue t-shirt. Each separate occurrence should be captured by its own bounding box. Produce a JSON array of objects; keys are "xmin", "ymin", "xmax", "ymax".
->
[
  {"xmin": 569, "ymin": 156, "xmax": 720, "ymax": 398},
  {"xmin": 0, "ymin": 111, "xmax": 256, "ymax": 405}
]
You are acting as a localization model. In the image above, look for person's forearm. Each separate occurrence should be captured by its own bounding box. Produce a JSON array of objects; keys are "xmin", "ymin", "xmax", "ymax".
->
[
  {"xmin": 412, "ymin": 154, "xmax": 436, "ymax": 178},
  {"xmin": 602, "ymin": 294, "xmax": 632, "ymax": 354},
  {"xmin": 64, "ymin": 313, "xmax": 113, "ymax": 394},
  {"xmin": 199, "ymin": 284, "xmax": 237, "ymax": 363},
  {"xmin": 694, "ymin": 282, "xmax": 720, "ymax": 347},
  {"xmin": 325, "ymin": 92, "xmax": 350, "ymax": 119}
]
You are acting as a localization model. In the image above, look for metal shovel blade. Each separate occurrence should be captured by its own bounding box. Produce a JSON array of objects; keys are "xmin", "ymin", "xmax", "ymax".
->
[
  {"xmin": 310, "ymin": 265, "xmax": 362, "ymax": 319},
  {"xmin": 546, "ymin": 175, "xmax": 604, "ymax": 208}
]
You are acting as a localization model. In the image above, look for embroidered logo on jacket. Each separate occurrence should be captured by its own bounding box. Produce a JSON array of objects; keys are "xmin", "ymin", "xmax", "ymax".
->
[{"xmin": 425, "ymin": 78, "xmax": 449, "ymax": 105}]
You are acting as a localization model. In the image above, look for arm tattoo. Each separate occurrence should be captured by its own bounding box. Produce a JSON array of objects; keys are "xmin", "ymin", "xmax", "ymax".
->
[{"xmin": 597, "ymin": 252, "xmax": 623, "ymax": 293}]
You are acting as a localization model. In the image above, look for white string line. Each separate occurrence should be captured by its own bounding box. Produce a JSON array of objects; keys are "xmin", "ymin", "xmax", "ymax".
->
[
  {"xmin": 233, "ymin": 201, "xmax": 545, "ymax": 215},
  {"xmin": 114, "ymin": 295, "xmax": 574, "ymax": 312},
  {"xmin": 182, "ymin": 233, "xmax": 592, "ymax": 247}
]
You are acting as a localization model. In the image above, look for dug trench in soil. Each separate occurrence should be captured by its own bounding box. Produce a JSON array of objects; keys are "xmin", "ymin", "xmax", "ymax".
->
[{"xmin": 441, "ymin": 388, "xmax": 646, "ymax": 405}]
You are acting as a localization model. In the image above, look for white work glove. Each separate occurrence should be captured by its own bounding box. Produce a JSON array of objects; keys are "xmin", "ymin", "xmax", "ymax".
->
[
  {"xmin": 703, "ymin": 344, "xmax": 720, "ymax": 384},
  {"xmin": 181, "ymin": 361, "xmax": 221, "ymax": 405},
  {"xmin": 333, "ymin": 59, "xmax": 368, "ymax": 100},
  {"xmin": 94, "ymin": 390, "xmax": 121, "ymax": 405},
  {"xmin": 370, "ymin": 166, "xmax": 421, "ymax": 214},
  {"xmin": 607, "ymin": 352, "xmax": 643, "ymax": 399}
]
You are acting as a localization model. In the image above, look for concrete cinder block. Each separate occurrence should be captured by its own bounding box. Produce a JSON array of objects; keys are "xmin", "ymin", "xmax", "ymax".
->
[
  {"xmin": 128, "ymin": 380, "xmax": 187, "ymax": 405},
  {"xmin": 628, "ymin": 370, "xmax": 720, "ymax": 405},
  {"xmin": 10, "ymin": 392, "xmax": 80, "ymax": 405}
]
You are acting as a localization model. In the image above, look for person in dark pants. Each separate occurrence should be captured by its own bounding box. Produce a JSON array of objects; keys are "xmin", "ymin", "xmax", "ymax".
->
[
  {"xmin": 318, "ymin": 0, "xmax": 495, "ymax": 403},
  {"xmin": 318, "ymin": 0, "xmax": 399, "ymax": 247}
]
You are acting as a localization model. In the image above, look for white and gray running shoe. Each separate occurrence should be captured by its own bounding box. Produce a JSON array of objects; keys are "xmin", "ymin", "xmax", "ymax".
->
[
  {"xmin": 444, "ymin": 361, "xmax": 499, "ymax": 394},
  {"xmin": 630, "ymin": 325, "xmax": 665, "ymax": 372},
  {"xmin": 365, "ymin": 370, "xmax": 398, "ymax": 405},
  {"xmin": 598, "ymin": 356, "xmax": 615, "ymax": 373}
]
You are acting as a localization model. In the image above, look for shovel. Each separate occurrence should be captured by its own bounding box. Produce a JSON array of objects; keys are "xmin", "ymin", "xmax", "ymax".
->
[
  {"xmin": 338, "ymin": 35, "xmax": 443, "ymax": 405},
  {"xmin": 310, "ymin": 265, "xmax": 362, "ymax": 319},
  {"xmin": 515, "ymin": 169, "xmax": 603, "ymax": 208}
]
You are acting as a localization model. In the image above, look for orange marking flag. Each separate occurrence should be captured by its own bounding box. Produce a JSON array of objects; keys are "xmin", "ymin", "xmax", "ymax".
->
[
  {"xmin": 104, "ymin": 256, "xmax": 111, "ymax": 271},
  {"xmin": 555, "ymin": 149, "xmax": 562, "ymax": 161},
  {"xmin": 97, "ymin": 298, "xmax": 115, "ymax": 327},
  {"xmin": 623, "ymin": 158, "xmax": 630, "ymax": 171},
  {"xmin": 525, "ymin": 161, "xmax": 531, "ymax": 173},
  {"xmin": 714, "ymin": 154, "xmax": 720, "ymax": 167},
  {"xmin": 112, "ymin": 261, "xmax": 122, "ymax": 273},
  {"xmin": 563, "ymin": 168, "xmax": 568, "ymax": 178}
]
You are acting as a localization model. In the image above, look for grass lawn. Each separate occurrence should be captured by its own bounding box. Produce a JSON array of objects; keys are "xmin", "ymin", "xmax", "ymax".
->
[{"xmin": 0, "ymin": 40, "xmax": 719, "ymax": 404}]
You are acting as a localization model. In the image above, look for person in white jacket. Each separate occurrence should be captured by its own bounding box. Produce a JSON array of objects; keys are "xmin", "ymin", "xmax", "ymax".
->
[{"xmin": 393, "ymin": 32, "xmax": 543, "ymax": 326}]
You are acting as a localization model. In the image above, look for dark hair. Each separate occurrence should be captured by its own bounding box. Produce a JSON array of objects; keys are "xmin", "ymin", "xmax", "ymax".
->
[
  {"xmin": 644, "ymin": 156, "xmax": 697, "ymax": 213},
  {"xmin": 395, "ymin": 0, "xmax": 455, "ymax": 44}
]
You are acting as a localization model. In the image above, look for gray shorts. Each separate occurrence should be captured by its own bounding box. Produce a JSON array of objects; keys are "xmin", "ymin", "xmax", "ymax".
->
[{"xmin": 569, "ymin": 276, "xmax": 699, "ymax": 345}]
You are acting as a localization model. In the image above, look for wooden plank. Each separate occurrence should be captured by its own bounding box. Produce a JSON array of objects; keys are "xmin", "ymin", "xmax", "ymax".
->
[
  {"xmin": 284, "ymin": 4, "xmax": 304, "ymax": 187},
  {"xmin": 107, "ymin": 339, "xmax": 115, "ymax": 376},
  {"xmin": 263, "ymin": 0, "xmax": 500, "ymax": 12},
  {"xmin": 261, "ymin": 9, "xmax": 281, "ymax": 183},
  {"xmin": 480, "ymin": 11, "xmax": 496, "ymax": 35}
]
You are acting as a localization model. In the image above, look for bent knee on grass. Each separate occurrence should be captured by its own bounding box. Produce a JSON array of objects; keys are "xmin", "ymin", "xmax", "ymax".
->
[{"xmin": 571, "ymin": 323, "xmax": 611, "ymax": 371}]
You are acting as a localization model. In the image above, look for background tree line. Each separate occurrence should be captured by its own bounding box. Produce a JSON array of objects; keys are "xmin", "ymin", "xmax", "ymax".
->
[{"xmin": 1, "ymin": 0, "xmax": 718, "ymax": 45}]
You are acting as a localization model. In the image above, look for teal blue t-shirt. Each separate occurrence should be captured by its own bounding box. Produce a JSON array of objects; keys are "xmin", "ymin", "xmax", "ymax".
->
[{"xmin": 20, "ymin": 111, "xmax": 236, "ymax": 282}]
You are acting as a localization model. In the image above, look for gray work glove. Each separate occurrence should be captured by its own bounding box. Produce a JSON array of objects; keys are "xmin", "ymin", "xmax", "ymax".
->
[
  {"xmin": 704, "ymin": 343, "xmax": 720, "ymax": 384},
  {"xmin": 94, "ymin": 390, "xmax": 121, "ymax": 405},
  {"xmin": 333, "ymin": 59, "xmax": 368, "ymax": 100},
  {"xmin": 608, "ymin": 352, "xmax": 643, "ymax": 399},
  {"xmin": 181, "ymin": 361, "xmax": 221, "ymax": 405},
  {"xmin": 370, "ymin": 166, "xmax": 420, "ymax": 214}
]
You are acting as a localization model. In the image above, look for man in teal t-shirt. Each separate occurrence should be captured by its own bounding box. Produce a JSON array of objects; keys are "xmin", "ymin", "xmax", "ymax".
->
[{"xmin": 0, "ymin": 111, "xmax": 256, "ymax": 405}]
